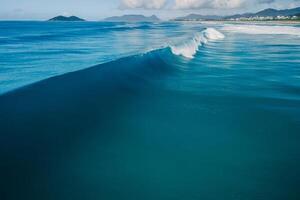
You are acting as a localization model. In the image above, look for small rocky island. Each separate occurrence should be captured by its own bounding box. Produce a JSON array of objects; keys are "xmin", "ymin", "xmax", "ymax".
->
[{"xmin": 48, "ymin": 15, "xmax": 85, "ymax": 21}]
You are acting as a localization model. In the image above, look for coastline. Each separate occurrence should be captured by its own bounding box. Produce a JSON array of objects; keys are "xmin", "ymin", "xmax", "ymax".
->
[
  {"xmin": 174, "ymin": 20, "xmax": 300, "ymax": 25},
  {"xmin": 223, "ymin": 20, "xmax": 300, "ymax": 24}
]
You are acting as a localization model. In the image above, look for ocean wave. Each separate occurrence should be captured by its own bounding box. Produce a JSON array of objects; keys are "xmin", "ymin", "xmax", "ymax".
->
[
  {"xmin": 170, "ymin": 28, "xmax": 225, "ymax": 59},
  {"xmin": 0, "ymin": 47, "xmax": 174, "ymax": 96},
  {"xmin": 222, "ymin": 24, "xmax": 300, "ymax": 36},
  {"xmin": 0, "ymin": 27, "xmax": 224, "ymax": 94}
]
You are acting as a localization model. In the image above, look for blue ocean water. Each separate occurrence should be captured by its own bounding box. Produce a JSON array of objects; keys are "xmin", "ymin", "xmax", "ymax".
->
[
  {"xmin": 0, "ymin": 21, "xmax": 198, "ymax": 93},
  {"xmin": 0, "ymin": 21, "xmax": 300, "ymax": 200}
]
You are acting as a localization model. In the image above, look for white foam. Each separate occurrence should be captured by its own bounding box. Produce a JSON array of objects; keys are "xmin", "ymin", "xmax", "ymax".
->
[
  {"xmin": 202, "ymin": 28, "xmax": 225, "ymax": 40},
  {"xmin": 222, "ymin": 24, "xmax": 300, "ymax": 36},
  {"xmin": 170, "ymin": 28, "xmax": 225, "ymax": 59}
]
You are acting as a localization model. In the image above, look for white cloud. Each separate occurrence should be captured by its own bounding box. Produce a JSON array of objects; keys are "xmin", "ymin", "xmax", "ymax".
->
[
  {"xmin": 173, "ymin": 0, "xmax": 205, "ymax": 9},
  {"xmin": 119, "ymin": 0, "xmax": 300, "ymax": 10},
  {"xmin": 212, "ymin": 0, "xmax": 244, "ymax": 8},
  {"xmin": 120, "ymin": 0, "xmax": 167, "ymax": 9},
  {"xmin": 174, "ymin": 0, "xmax": 245, "ymax": 9}
]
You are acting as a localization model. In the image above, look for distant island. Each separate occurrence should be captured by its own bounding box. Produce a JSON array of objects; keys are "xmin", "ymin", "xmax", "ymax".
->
[
  {"xmin": 104, "ymin": 15, "xmax": 160, "ymax": 22},
  {"xmin": 48, "ymin": 15, "xmax": 85, "ymax": 22},
  {"xmin": 174, "ymin": 7, "xmax": 300, "ymax": 21},
  {"xmin": 46, "ymin": 7, "xmax": 300, "ymax": 23}
]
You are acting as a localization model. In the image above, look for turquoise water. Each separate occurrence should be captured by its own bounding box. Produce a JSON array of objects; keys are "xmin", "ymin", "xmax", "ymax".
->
[
  {"xmin": 0, "ymin": 21, "xmax": 300, "ymax": 200},
  {"xmin": 0, "ymin": 21, "xmax": 197, "ymax": 93}
]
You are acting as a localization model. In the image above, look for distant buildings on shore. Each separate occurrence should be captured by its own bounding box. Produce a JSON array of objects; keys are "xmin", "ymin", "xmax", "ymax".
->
[
  {"xmin": 173, "ymin": 7, "xmax": 300, "ymax": 22},
  {"xmin": 173, "ymin": 15, "xmax": 300, "ymax": 22},
  {"xmin": 228, "ymin": 15, "xmax": 300, "ymax": 21}
]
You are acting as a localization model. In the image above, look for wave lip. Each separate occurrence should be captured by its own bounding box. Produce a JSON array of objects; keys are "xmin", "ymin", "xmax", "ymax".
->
[
  {"xmin": 170, "ymin": 28, "xmax": 225, "ymax": 59},
  {"xmin": 222, "ymin": 25, "xmax": 300, "ymax": 36}
]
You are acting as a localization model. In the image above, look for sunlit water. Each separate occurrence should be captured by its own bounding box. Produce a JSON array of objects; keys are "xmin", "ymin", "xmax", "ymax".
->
[{"xmin": 0, "ymin": 21, "xmax": 300, "ymax": 200}]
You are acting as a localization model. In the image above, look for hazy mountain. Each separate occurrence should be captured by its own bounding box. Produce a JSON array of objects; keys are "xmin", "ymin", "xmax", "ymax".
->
[
  {"xmin": 226, "ymin": 7, "xmax": 300, "ymax": 19},
  {"xmin": 173, "ymin": 6, "xmax": 300, "ymax": 21},
  {"xmin": 104, "ymin": 15, "xmax": 160, "ymax": 22},
  {"xmin": 174, "ymin": 14, "xmax": 223, "ymax": 21},
  {"xmin": 48, "ymin": 16, "xmax": 85, "ymax": 21}
]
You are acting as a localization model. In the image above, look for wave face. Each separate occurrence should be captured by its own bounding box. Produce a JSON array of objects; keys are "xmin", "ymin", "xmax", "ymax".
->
[
  {"xmin": 222, "ymin": 24, "xmax": 300, "ymax": 36},
  {"xmin": 170, "ymin": 28, "xmax": 225, "ymax": 58},
  {"xmin": 1, "ymin": 22, "xmax": 300, "ymax": 200},
  {"xmin": 0, "ymin": 21, "xmax": 183, "ymax": 94}
]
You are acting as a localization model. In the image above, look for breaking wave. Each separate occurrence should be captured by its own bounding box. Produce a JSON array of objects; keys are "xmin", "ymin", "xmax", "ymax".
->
[
  {"xmin": 170, "ymin": 28, "xmax": 225, "ymax": 59},
  {"xmin": 0, "ymin": 27, "xmax": 225, "ymax": 95}
]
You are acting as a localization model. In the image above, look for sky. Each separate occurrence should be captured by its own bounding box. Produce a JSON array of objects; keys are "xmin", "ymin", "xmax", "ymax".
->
[{"xmin": 0, "ymin": 0, "xmax": 300, "ymax": 20}]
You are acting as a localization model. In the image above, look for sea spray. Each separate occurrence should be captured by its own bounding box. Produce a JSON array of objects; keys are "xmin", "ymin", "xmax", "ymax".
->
[{"xmin": 170, "ymin": 28, "xmax": 225, "ymax": 58}]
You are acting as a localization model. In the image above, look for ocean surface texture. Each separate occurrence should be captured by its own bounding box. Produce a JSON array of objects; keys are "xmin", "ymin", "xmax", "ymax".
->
[{"xmin": 0, "ymin": 21, "xmax": 300, "ymax": 200}]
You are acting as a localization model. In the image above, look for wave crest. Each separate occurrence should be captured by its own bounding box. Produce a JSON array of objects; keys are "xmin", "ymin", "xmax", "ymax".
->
[{"xmin": 170, "ymin": 28, "xmax": 225, "ymax": 59}]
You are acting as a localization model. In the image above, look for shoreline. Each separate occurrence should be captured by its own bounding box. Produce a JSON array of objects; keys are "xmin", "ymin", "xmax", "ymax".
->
[{"xmin": 175, "ymin": 20, "xmax": 300, "ymax": 25}]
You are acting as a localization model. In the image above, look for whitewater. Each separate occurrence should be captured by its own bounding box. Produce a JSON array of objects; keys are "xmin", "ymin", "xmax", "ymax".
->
[
  {"xmin": 170, "ymin": 28, "xmax": 225, "ymax": 58},
  {"xmin": 222, "ymin": 24, "xmax": 300, "ymax": 36}
]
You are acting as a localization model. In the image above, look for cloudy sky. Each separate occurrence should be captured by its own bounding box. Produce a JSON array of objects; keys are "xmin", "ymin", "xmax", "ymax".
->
[{"xmin": 0, "ymin": 0, "xmax": 300, "ymax": 20}]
